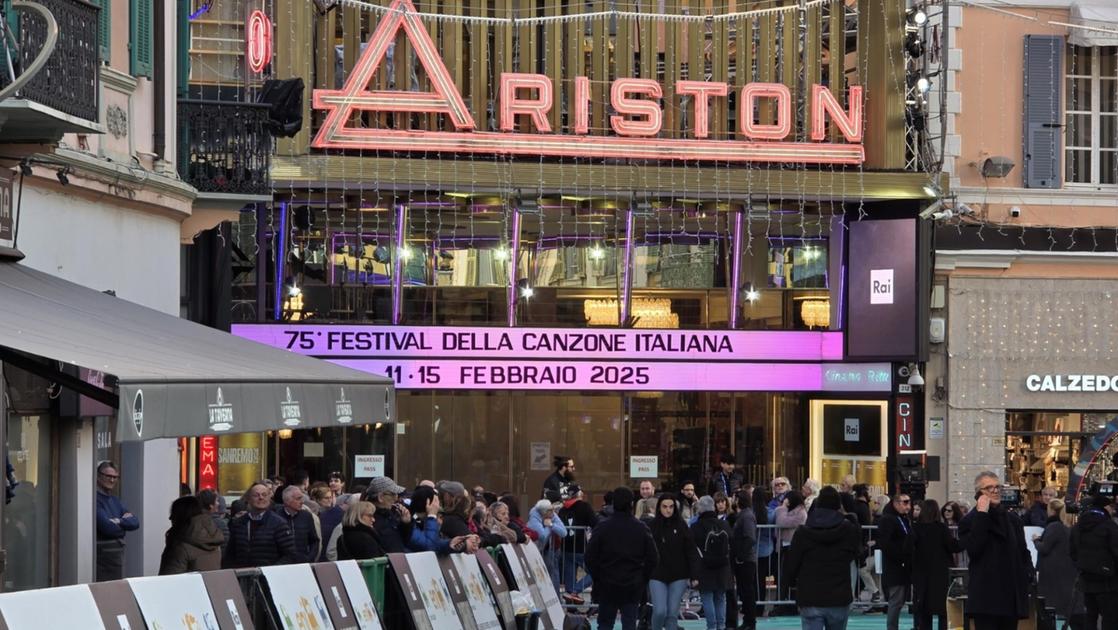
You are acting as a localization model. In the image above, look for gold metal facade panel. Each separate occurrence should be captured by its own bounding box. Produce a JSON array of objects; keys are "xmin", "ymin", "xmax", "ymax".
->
[{"xmin": 273, "ymin": 0, "xmax": 910, "ymax": 187}]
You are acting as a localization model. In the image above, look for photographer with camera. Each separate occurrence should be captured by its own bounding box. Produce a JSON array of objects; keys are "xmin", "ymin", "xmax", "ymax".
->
[
  {"xmin": 1069, "ymin": 489, "xmax": 1118, "ymax": 628},
  {"xmin": 958, "ymin": 471, "xmax": 1033, "ymax": 630}
]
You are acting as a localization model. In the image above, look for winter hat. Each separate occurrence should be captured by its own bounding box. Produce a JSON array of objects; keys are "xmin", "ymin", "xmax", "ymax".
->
[
  {"xmin": 612, "ymin": 486, "xmax": 635, "ymax": 513},
  {"xmin": 534, "ymin": 499, "xmax": 554, "ymax": 514},
  {"xmin": 436, "ymin": 480, "xmax": 467, "ymax": 497},
  {"xmin": 366, "ymin": 476, "xmax": 405, "ymax": 497},
  {"xmin": 696, "ymin": 495, "xmax": 716, "ymax": 515},
  {"xmin": 814, "ymin": 486, "xmax": 841, "ymax": 511}
]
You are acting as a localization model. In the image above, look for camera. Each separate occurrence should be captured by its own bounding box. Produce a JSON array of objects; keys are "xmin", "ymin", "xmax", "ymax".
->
[
  {"xmin": 1067, "ymin": 481, "xmax": 1116, "ymax": 513},
  {"xmin": 999, "ymin": 486, "xmax": 1021, "ymax": 508},
  {"xmin": 1009, "ymin": 206, "xmax": 1022, "ymax": 218}
]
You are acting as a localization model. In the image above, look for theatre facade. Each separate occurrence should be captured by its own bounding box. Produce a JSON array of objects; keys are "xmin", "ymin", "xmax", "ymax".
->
[{"xmin": 199, "ymin": 0, "xmax": 938, "ymax": 503}]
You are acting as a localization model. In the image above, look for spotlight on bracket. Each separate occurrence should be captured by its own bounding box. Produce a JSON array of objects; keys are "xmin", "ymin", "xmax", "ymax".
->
[{"xmin": 981, "ymin": 156, "xmax": 1016, "ymax": 178}]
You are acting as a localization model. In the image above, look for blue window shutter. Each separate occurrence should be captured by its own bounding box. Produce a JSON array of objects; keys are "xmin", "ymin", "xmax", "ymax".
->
[
  {"xmin": 1023, "ymin": 35, "xmax": 1062, "ymax": 189},
  {"xmin": 130, "ymin": 0, "xmax": 153, "ymax": 78}
]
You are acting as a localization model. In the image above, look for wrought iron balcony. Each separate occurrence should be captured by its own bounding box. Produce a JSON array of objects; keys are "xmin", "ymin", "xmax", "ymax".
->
[
  {"xmin": 0, "ymin": 0, "xmax": 102, "ymax": 141},
  {"xmin": 178, "ymin": 99, "xmax": 273, "ymax": 197}
]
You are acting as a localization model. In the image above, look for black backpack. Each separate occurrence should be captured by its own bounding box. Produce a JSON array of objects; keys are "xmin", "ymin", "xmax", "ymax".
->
[{"xmin": 700, "ymin": 525, "xmax": 730, "ymax": 569}]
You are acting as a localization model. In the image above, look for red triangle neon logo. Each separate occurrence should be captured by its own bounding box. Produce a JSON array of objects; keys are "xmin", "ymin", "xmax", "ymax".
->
[{"xmin": 312, "ymin": 0, "xmax": 476, "ymax": 147}]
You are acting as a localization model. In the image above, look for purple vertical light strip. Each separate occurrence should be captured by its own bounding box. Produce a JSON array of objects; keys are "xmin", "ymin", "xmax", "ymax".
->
[
  {"xmin": 507, "ymin": 210, "xmax": 522, "ymax": 327},
  {"xmin": 273, "ymin": 202, "xmax": 288, "ymax": 321},
  {"xmin": 619, "ymin": 207, "xmax": 635, "ymax": 326},
  {"xmin": 391, "ymin": 204, "xmax": 407, "ymax": 325},
  {"xmin": 729, "ymin": 211, "xmax": 744, "ymax": 329}
]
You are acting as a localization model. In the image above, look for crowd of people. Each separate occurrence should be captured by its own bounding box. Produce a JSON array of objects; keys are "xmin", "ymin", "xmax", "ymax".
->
[{"xmin": 94, "ymin": 454, "xmax": 1118, "ymax": 630}]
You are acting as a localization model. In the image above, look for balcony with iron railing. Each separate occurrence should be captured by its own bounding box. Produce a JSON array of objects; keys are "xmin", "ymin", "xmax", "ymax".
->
[
  {"xmin": 177, "ymin": 99, "xmax": 273, "ymax": 201},
  {"xmin": 0, "ymin": 0, "xmax": 102, "ymax": 142}
]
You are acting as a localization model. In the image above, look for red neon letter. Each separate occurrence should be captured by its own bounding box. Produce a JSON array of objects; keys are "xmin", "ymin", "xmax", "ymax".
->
[
  {"xmin": 810, "ymin": 84, "xmax": 863, "ymax": 142},
  {"xmin": 738, "ymin": 83, "xmax": 792, "ymax": 140},
  {"xmin": 573, "ymin": 76, "xmax": 591, "ymax": 135},
  {"xmin": 246, "ymin": 10, "xmax": 272, "ymax": 74},
  {"xmin": 677, "ymin": 80, "xmax": 728, "ymax": 139},
  {"xmin": 499, "ymin": 73, "xmax": 553, "ymax": 133},
  {"xmin": 610, "ymin": 79, "xmax": 663, "ymax": 137}
]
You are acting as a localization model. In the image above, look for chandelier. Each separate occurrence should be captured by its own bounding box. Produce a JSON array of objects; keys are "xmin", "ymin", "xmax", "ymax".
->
[
  {"xmin": 800, "ymin": 298, "xmax": 831, "ymax": 329},
  {"xmin": 584, "ymin": 298, "xmax": 679, "ymax": 328}
]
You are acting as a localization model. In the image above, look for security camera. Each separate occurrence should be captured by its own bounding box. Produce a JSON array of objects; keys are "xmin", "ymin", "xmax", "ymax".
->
[
  {"xmin": 1009, "ymin": 206, "xmax": 1022, "ymax": 218},
  {"xmin": 956, "ymin": 203, "xmax": 976, "ymax": 216},
  {"xmin": 918, "ymin": 200, "xmax": 944, "ymax": 220}
]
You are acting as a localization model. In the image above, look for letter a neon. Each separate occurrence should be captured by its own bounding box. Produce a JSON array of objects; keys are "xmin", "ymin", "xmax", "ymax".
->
[{"xmin": 312, "ymin": 0, "xmax": 475, "ymax": 147}]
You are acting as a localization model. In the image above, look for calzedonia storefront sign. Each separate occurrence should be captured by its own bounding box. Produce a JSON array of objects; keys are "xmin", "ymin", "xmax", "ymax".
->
[
  {"xmin": 1026, "ymin": 374, "xmax": 1118, "ymax": 393},
  {"xmin": 233, "ymin": 325, "xmax": 891, "ymax": 393},
  {"xmin": 310, "ymin": 0, "xmax": 864, "ymax": 165}
]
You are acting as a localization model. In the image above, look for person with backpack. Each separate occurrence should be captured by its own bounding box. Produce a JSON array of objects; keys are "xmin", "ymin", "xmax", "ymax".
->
[
  {"xmin": 691, "ymin": 495, "xmax": 733, "ymax": 630},
  {"xmin": 1069, "ymin": 492, "xmax": 1118, "ymax": 629}
]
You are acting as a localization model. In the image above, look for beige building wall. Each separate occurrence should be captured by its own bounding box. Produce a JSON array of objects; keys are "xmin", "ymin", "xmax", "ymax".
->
[
  {"xmin": 949, "ymin": 7, "xmax": 1115, "ymax": 228},
  {"xmin": 938, "ymin": 271, "xmax": 1118, "ymax": 502}
]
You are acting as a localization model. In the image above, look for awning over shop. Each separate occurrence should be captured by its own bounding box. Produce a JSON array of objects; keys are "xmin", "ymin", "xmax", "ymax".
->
[
  {"xmin": 1069, "ymin": 2, "xmax": 1118, "ymax": 47},
  {"xmin": 0, "ymin": 262, "xmax": 393, "ymax": 441}
]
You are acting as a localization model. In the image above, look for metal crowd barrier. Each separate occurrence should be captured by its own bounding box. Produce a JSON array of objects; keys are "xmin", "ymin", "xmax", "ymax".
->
[{"xmin": 547, "ymin": 523, "xmax": 968, "ymax": 611}]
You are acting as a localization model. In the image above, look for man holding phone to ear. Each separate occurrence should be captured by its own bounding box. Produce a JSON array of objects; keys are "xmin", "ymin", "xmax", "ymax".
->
[{"xmin": 957, "ymin": 471, "xmax": 1033, "ymax": 630}]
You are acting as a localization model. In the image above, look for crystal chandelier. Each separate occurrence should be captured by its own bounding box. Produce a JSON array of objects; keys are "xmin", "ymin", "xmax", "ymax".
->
[
  {"xmin": 584, "ymin": 298, "xmax": 679, "ymax": 328},
  {"xmin": 800, "ymin": 299, "xmax": 831, "ymax": 329}
]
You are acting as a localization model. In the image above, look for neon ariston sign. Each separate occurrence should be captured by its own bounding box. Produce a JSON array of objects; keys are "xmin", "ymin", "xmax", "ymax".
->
[{"xmin": 311, "ymin": 0, "xmax": 865, "ymax": 164}]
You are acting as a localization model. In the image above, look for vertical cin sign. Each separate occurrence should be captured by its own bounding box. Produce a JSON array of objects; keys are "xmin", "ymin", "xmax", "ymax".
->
[
  {"xmin": 198, "ymin": 435, "xmax": 218, "ymax": 490},
  {"xmin": 895, "ymin": 396, "xmax": 914, "ymax": 452},
  {"xmin": 246, "ymin": 10, "xmax": 272, "ymax": 74}
]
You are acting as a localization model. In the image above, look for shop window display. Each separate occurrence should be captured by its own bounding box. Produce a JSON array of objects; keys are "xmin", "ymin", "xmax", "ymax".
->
[{"xmin": 1005, "ymin": 412, "xmax": 1109, "ymax": 496}]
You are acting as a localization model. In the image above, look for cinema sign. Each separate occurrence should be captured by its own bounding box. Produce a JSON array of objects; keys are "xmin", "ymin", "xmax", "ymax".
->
[{"xmin": 312, "ymin": 0, "xmax": 864, "ymax": 165}]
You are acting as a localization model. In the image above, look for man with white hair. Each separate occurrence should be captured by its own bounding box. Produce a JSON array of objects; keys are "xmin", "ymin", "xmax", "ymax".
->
[
  {"xmin": 276, "ymin": 485, "xmax": 320, "ymax": 563},
  {"xmin": 958, "ymin": 471, "xmax": 1032, "ymax": 630},
  {"xmin": 1026, "ymin": 486, "xmax": 1058, "ymax": 527}
]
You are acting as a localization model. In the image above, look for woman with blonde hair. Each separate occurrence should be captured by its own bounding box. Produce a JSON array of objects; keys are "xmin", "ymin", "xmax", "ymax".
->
[
  {"xmin": 1035, "ymin": 498, "xmax": 1083, "ymax": 627},
  {"xmin": 337, "ymin": 500, "xmax": 384, "ymax": 560}
]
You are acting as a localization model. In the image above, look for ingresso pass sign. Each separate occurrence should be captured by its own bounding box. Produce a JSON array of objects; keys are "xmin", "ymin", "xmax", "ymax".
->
[
  {"xmin": 233, "ymin": 325, "xmax": 892, "ymax": 393},
  {"xmin": 310, "ymin": 0, "xmax": 864, "ymax": 165}
]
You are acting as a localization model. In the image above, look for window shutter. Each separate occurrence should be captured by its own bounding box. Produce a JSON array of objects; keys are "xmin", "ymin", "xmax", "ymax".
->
[
  {"xmin": 1023, "ymin": 35, "xmax": 1062, "ymax": 189},
  {"xmin": 98, "ymin": 0, "xmax": 110, "ymax": 61},
  {"xmin": 130, "ymin": 0, "xmax": 153, "ymax": 78},
  {"xmin": 176, "ymin": 0, "xmax": 190, "ymax": 97}
]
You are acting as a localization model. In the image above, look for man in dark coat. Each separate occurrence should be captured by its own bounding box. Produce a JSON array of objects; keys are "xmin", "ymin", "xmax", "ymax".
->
[
  {"xmin": 707, "ymin": 453, "xmax": 745, "ymax": 497},
  {"xmin": 364, "ymin": 477, "xmax": 414, "ymax": 553},
  {"xmin": 224, "ymin": 483, "xmax": 296, "ymax": 568},
  {"xmin": 586, "ymin": 487, "xmax": 659, "ymax": 630},
  {"xmin": 958, "ymin": 471, "xmax": 1033, "ymax": 630},
  {"xmin": 275, "ymin": 485, "xmax": 320, "ymax": 562},
  {"xmin": 784, "ymin": 487, "xmax": 863, "ymax": 629},
  {"xmin": 1026, "ymin": 486, "xmax": 1057, "ymax": 528},
  {"xmin": 877, "ymin": 493, "xmax": 913, "ymax": 630},
  {"xmin": 1069, "ymin": 493, "xmax": 1118, "ymax": 629}
]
